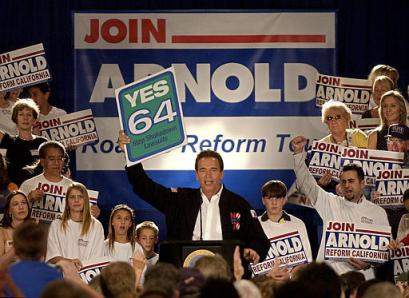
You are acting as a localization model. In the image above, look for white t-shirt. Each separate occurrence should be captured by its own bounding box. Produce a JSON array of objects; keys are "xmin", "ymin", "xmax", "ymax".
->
[
  {"xmin": 258, "ymin": 212, "xmax": 313, "ymax": 263},
  {"xmin": 19, "ymin": 174, "xmax": 73, "ymax": 224},
  {"xmin": 192, "ymin": 186, "xmax": 223, "ymax": 240},
  {"xmin": 146, "ymin": 253, "xmax": 159, "ymax": 269},
  {"xmin": 19, "ymin": 173, "xmax": 73, "ymax": 197},
  {"xmin": 46, "ymin": 218, "xmax": 105, "ymax": 263},
  {"xmin": 38, "ymin": 106, "xmax": 67, "ymax": 121},
  {"xmin": 0, "ymin": 101, "xmax": 17, "ymax": 135},
  {"xmin": 103, "ymin": 240, "xmax": 143, "ymax": 262},
  {"xmin": 294, "ymin": 152, "xmax": 389, "ymax": 279}
]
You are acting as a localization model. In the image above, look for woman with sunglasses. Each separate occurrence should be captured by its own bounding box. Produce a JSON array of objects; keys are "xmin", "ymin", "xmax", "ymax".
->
[
  {"xmin": 320, "ymin": 100, "xmax": 368, "ymax": 148},
  {"xmin": 317, "ymin": 100, "xmax": 368, "ymax": 188}
]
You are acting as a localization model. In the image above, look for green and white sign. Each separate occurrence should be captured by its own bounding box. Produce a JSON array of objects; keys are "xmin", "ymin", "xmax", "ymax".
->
[{"xmin": 115, "ymin": 67, "xmax": 186, "ymax": 166}]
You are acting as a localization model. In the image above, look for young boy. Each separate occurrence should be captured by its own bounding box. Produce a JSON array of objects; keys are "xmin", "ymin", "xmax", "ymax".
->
[
  {"xmin": 258, "ymin": 180, "xmax": 312, "ymax": 281},
  {"xmin": 135, "ymin": 221, "xmax": 159, "ymax": 268},
  {"xmin": 6, "ymin": 221, "xmax": 63, "ymax": 298}
]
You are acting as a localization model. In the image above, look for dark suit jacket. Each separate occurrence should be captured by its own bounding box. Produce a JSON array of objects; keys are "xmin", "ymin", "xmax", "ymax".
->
[{"xmin": 126, "ymin": 163, "xmax": 269, "ymax": 260}]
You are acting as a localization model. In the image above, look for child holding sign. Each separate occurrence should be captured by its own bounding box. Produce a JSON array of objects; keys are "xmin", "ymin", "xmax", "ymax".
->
[{"xmin": 104, "ymin": 204, "xmax": 143, "ymax": 262}]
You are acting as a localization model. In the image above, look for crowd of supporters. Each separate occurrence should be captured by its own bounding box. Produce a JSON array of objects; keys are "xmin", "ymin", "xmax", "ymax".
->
[{"xmin": 0, "ymin": 64, "xmax": 408, "ymax": 298}]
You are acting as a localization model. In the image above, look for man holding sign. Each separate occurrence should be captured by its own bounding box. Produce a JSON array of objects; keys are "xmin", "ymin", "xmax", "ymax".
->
[
  {"xmin": 19, "ymin": 141, "xmax": 73, "ymax": 224},
  {"xmin": 119, "ymin": 132, "xmax": 269, "ymax": 266},
  {"xmin": 291, "ymin": 136, "xmax": 390, "ymax": 279}
]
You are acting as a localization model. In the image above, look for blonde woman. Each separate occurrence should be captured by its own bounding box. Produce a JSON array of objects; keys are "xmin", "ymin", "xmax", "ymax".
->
[
  {"xmin": 368, "ymin": 90, "xmax": 408, "ymax": 151},
  {"xmin": 362, "ymin": 76, "xmax": 394, "ymax": 119},
  {"xmin": 46, "ymin": 182, "xmax": 104, "ymax": 269}
]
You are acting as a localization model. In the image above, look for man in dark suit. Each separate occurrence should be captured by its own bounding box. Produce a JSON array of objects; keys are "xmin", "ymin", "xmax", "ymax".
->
[{"xmin": 119, "ymin": 131, "xmax": 269, "ymax": 264}]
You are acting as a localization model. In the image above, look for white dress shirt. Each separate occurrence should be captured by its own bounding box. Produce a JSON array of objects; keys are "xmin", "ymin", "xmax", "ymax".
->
[{"xmin": 192, "ymin": 185, "xmax": 223, "ymax": 240}]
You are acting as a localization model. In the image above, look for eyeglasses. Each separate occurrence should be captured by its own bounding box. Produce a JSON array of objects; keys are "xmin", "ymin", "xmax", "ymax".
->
[{"xmin": 325, "ymin": 114, "xmax": 343, "ymax": 122}]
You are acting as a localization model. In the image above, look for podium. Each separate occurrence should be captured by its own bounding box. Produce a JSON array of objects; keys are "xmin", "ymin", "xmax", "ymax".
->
[{"xmin": 159, "ymin": 240, "xmax": 243, "ymax": 268}]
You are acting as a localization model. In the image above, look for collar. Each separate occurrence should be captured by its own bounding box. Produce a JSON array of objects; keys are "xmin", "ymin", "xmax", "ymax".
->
[
  {"xmin": 260, "ymin": 210, "xmax": 291, "ymax": 223},
  {"xmin": 200, "ymin": 184, "xmax": 223, "ymax": 203}
]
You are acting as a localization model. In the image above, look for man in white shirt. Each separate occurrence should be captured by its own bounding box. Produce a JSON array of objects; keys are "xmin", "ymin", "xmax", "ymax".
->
[
  {"xmin": 291, "ymin": 136, "xmax": 389, "ymax": 279},
  {"xmin": 19, "ymin": 141, "xmax": 73, "ymax": 223}
]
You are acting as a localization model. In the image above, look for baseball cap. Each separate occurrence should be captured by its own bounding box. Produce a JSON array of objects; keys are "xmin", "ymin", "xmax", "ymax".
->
[{"xmin": 386, "ymin": 124, "xmax": 409, "ymax": 140}]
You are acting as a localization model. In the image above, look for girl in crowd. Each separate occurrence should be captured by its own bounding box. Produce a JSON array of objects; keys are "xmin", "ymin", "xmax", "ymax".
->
[
  {"xmin": 104, "ymin": 204, "xmax": 143, "ymax": 262},
  {"xmin": 0, "ymin": 191, "xmax": 31, "ymax": 258},
  {"xmin": 0, "ymin": 98, "xmax": 47, "ymax": 183},
  {"xmin": 361, "ymin": 75, "xmax": 394, "ymax": 119},
  {"xmin": 135, "ymin": 221, "xmax": 159, "ymax": 268},
  {"xmin": 46, "ymin": 182, "xmax": 104, "ymax": 269},
  {"xmin": 368, "ymin": 90, "xmax": 408, "ymax": 150}
]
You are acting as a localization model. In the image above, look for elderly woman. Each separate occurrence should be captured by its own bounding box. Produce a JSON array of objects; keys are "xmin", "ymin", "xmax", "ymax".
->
[
  {"xmin": 320, "ymin": 100, "xmax": 368, "ymax": 147},
  {"xmin": 316, "ymin": 101, "xmax": 368, "ymax": 188},
  {"xmin": 0, "ymin": 98, "xmax": 48, "ymax": 183},
  {"xmin": 368, "ymin": 90, "xmax": 408, "ymax": 150}
]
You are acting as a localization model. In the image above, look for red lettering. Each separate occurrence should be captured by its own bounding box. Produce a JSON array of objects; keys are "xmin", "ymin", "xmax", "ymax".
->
[
  {"xmin": 327, "ymin": 221, "xmax": 354, "ymax": 231},
  {"xmin": 84, "ymin": 19, "xmax": 100, "ymax": 43},
  {"xmin": 0, "ymin": 53, "xmax": 11, "ymax": 64},
  {"xmin": 129, "ymin": 19, "xmax": 138, "ymax": 43},
  {"xmin": 101, "ymin": 19, "xmax": 127, "ymax": 43},
  {"xmin": 142, "ymin": 19, "xmax": 166, "ymax": 43},
  {"xmin": 318, "ymin": 75, "xmax": 340, "ymax": 86},
  {"xmin": 84, "ymin": 18, "xmax": 166, "ymax": 44}
]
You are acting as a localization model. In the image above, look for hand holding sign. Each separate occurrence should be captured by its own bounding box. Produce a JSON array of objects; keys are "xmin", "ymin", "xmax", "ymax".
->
[
  {"xmin": 348, "ymin": 258, "xmax": 370, "ymax": 271},
  {"xmin": 115, "ymin": 67, "xmax": 186, "ymax": 166},
  {"xmin": 266, "ymin": 258, "xmax": 290, "ymax": 283},
  {"xmin": 118, "ymin": 130, "xmax": 131, "ymax": 152},
  {"xmin": 28, "ymin": 189, "xmax": 44, "ymax": 202}
]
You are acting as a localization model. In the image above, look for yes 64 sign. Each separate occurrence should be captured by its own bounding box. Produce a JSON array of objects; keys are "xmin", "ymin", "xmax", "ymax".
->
[{"xmin": 115, "ymin": 67, "xmax": 186, "ymax": 166}]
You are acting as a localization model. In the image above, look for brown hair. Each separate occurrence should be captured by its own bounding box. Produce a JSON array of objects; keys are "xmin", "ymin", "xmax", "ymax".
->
[
  {"xmin": 13, "ymin": 221, "xmax": 47, "ymax": 260},
  {"xmin": 262, "ymin": 180, "xmax": 287, "ymax": 198},
  {"xmin": 11, "ymin": 98, "xmax": 40, "ymax": 123},
  {"xmin": 195, "ymin": 150, "xmax": 224, "ymax": 171},
  {"xmin": 107, "ymin": 204, "xmax": 136, "ymax": 253},
  {"xmin": 100, "ymin": 262, "xmax": 136, "ymax": 297},
  {"xmin": 0, "ymin": 191, "xmax": 31, "ymax": 228}
]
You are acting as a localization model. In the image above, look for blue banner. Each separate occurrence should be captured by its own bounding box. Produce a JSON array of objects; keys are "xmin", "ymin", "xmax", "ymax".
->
[{"xmin": 73, "ymin": 12, "xmax": 337, "ymax": 229}]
